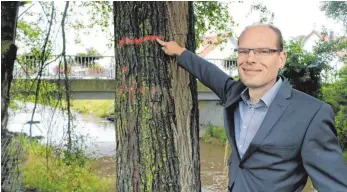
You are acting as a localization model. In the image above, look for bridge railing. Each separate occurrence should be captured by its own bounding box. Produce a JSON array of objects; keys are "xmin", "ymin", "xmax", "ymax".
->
[
  {"xmin": 13, "ymin": 55, "xmax": 237, "ymax": 80},
  {"xmin": 13, "ymin": 55, "xmax": 116, "ymax": 80},
  {"xmin": 205, "ymin": 58, "xmax": 238, "ymax": 76}
]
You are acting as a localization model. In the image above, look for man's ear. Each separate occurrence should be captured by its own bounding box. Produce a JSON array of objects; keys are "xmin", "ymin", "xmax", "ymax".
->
[{"xmin": 279, "ymin": 51, "xmax": 287, "ymax": 69}]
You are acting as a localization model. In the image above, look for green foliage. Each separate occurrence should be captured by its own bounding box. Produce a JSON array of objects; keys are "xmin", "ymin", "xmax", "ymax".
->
[
  {"xmin": 77, "ymin": 47, "xmax": 101, "ymax": 57},
  {"xmin": 10, "ymin": 80, "xmax": 63, "ymax": 107},
  {"xmin": 322, "ymin": 66, "xmax": 347, "ymax": 150},
  {"xmin": 194, "ymin": 1, "xmax": 234, "ymax": 48},
  {"xmin": 14, "ymin": 135, "xmax": 112, "ymax": 192},
  {"xmin": 79, "ymin": 2, "xmax": 112, "ymax": 30},
  {"xmin": 321, "ymin": 2, "xmax": 347, "ymax": 32},
  {"xmin": 336, "ymin": 106, "xmax": 347, "ymax": 150},
  {"xmin": 203, "ymin": 122, "xmax": 227, "ymax": 145},
  {"xmin": 248, "ymin": 3, "xmax": 275, "ymax": 24},
  {"xmin": 10, "ymin": 80, "xmax": 114, "ymax": 118},
  {"xmin": 281, "ymin": 38, "xmax": 337, "ymax": 98},
  {"xmin": 72, "ymin": 1, "xmax": 113, "ymax": 47},
  {"xmin": 17, "ymin": 20, "xmax": 42, "ymax": 40},
  {"xmin": 321, "ymin": 1, "xmax": 347, "ymax": 65},
  {"xmin": 16, "ymin": 2, "xmax": 55, "ymax": 78},
  {"xmin": 16, "ymin": 2, "xmax": 54, "ymax": 51},
  {"xmin": 20, "ymin": 1, "xmax": 31, "ymax": 6}
]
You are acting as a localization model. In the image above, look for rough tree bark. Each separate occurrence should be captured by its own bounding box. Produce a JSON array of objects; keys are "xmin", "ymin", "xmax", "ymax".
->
[
  {"xmin": 1, "ymin": 1, "xmax": 20, "ymax": 187},
  {"xmin": 1, "ymin": 1, "xmax": 20, "ymax": 136},
  {"xmin": 113, "ymin": 2, "xmax": 200, "ymax": 192}
]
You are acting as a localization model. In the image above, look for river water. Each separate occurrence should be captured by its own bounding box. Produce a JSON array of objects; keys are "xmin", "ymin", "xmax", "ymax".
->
[{"xmin": 7, "ymin": 102, "xmax": 226, "ymax": 191}]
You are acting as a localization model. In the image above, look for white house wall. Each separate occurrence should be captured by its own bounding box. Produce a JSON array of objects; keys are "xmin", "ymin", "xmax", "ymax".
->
[
  {"xmin": 203, "ymin": 38, "xmax": 238, "ymax": 76},
  {"xmin": 204, "ymin": 39, "xmax": 237, "ymax": 60}
]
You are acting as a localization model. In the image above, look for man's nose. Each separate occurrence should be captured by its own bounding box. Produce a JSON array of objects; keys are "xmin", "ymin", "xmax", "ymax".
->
[{"xmin": 246, "ymin": 50, "xmax": 256, "ymax": 63}]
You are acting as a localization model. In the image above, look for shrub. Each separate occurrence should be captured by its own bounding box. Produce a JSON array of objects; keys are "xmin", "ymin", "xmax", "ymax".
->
[
  {"xmin": 203, "ymin": 122, "xmax": 227, "ymax": 145},
  {"xmin": 15, "ymin": 135, "xmax": 112, "ymax": 192}
]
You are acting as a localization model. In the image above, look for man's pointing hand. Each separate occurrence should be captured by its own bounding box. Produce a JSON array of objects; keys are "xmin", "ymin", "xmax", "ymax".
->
[{"xmin": 156, "ymin": 38, "xmax": 186, "ymax": 56}]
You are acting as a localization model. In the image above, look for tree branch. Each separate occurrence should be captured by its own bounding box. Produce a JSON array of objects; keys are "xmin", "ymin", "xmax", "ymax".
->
[
  {"xmin": 28, "ymin": 1, "xmax": 55, "ymax": 137},
  {"xmin": 39, "ymin": 1, "xmax": 50, "ymax": 22},
  {"xmin": 61, "ymin": 1, "xmax": 73, "ymax": 157},
  {"xmin": 17, "ymin": 2, "xmax": 36, "ymax": 19}
]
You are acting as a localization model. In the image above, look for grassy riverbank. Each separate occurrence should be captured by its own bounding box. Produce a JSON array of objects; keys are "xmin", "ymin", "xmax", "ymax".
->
[
  {"xmin": 70, "ymin": 99, "xmax": 114, "ymax": 118},
  {"xmin": 10, "ymin": 99, "xmax": 114, "ymax": 118},
  {"xmin": 11, "ymin": 135, "xmax": 113, "ymax": 191},
  {"xmin": 202, "ymin": 123, "xmax": 227, "ymax": 145}
]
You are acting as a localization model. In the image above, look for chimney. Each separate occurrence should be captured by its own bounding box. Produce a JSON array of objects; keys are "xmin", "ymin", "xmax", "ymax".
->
[{"xmin": 329, "ymin": 31, "xmax": 334, "ymax": 41}]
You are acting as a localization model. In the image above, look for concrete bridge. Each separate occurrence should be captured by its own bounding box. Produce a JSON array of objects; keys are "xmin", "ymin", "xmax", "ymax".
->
[{"xmin": 13, "ymin": 55, "xmax": 238, "ymax": 127}]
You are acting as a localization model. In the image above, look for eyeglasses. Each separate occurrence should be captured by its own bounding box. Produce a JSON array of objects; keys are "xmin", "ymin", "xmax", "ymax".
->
[{"xmin": 234, "ymin": 48, "xmax": 283, "ymax": 57}]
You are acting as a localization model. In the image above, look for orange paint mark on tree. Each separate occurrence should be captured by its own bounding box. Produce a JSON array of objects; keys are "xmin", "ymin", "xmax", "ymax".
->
[
  {"xmin": 122, "ymin": 66, "xmax": 128, "ymax": 73},
  {"xmin": 119, "ymin": 65, "xmax": 159, "ymax": 102},
  {"xmin": 119, "ymin": 35, "xmax": 164, "ymax": 47}
]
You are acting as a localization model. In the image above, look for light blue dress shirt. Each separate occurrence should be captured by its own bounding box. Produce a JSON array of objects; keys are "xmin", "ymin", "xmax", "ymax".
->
[{"xmin": 234, "ymin": 78, "xmax": 283, "ymax": 158}]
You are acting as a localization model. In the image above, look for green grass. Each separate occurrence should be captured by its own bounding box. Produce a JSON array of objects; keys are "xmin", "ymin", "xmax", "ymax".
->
[
  {"xmin": 70, "ymin": 99, "xmax": 114, "ymax": 118},
  {"xmin": 344, "ymin": 152, "xmax": 347, "ymax": 162},
  {"xmin": 10, "ymin": 99, "xmax": 114, "ymax": 118},
  {"xmin": 9, "ymin": 100, "xmax": 21, "ymax": 110},
  {"xmin": 13, "ymin": 135, "xmax": 113, "ymax": 192}
]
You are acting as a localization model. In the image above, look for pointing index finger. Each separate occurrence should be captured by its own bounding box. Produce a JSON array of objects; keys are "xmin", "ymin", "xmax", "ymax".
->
[{"xmin": 156, "ymin": 38, "xmax": 166, "ymax": 46}]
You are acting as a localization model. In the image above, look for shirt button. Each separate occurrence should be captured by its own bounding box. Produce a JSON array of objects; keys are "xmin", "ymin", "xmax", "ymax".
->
[
  {"xmin": 243, "ymin": 126, "xmax": 246, "ymax": 129},
  {"xmin": 239, "ymin": 145, "xmax": 243, "ymax": 148}
]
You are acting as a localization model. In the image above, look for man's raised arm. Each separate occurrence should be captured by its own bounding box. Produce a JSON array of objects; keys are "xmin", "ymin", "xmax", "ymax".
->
[{"xmin": 156, "ymin": 38, "xmax": 237, "ymax": 103}]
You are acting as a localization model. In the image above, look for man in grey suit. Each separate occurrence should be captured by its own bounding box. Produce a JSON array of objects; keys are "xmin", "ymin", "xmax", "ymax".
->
[{"xmin": 156, "ymin": 24, "xmax": 347, "ymax": 192}]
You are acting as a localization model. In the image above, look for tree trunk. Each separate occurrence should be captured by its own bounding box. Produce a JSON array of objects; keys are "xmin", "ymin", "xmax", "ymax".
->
[
  {"xmin": 1, "ymin": 1, "xmax": 20, "ymax": 188},
  {"xmin": 113, "ymin": 2, "xmax": 200, "ymax": 192},
  {"xmin": 1, "ymin": 2, "xmax": 19, "ymax": 136}
]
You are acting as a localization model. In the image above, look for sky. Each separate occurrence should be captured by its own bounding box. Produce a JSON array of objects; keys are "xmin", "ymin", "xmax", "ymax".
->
[
  {"xmin": 229, "ymin": 1, "xmax": 345, "ymax": 40},
  {"xmin": 17, "ymin": 1, "xmax": 345, "ymax": 56}
]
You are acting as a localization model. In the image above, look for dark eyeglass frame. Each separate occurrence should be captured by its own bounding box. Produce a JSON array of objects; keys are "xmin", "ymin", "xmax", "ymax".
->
[{"xmin": 234, "ymin": 48, "xmax": 283, "ymax": 54}]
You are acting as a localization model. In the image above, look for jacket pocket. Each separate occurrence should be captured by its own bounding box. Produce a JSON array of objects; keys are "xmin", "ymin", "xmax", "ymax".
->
[{"xmin": 259, "ymin": 144, "xmax": 296, "ymax": 158}]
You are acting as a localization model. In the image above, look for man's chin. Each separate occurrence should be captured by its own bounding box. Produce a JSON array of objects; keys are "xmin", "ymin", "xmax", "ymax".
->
[{"xmin": 240, "ymin": 79, "xmax": 262, "ymax": 88}]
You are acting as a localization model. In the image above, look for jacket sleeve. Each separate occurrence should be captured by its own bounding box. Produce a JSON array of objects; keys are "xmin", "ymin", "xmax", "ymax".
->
[
  {"xmin": 301, "ymin": 103, "xmax": 347, "ymax": 191},
  {"xmin": 177, "ymin": 50, "xmax": 236, "ymax": 103}
]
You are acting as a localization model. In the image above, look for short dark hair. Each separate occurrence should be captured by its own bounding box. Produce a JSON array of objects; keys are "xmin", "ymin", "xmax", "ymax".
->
[{"xmin": 237, "ymin": 24, "xmax": 284, "ymax": 50}]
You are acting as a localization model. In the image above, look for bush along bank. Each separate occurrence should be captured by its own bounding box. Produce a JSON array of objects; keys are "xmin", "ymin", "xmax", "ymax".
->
[
  {"xmin": 8, "ymin": 134, "xmax": 113, "ymax": 192},
  {"xmin": 202, "ymin": 122, "xmax": 227, "ymax": 145}
]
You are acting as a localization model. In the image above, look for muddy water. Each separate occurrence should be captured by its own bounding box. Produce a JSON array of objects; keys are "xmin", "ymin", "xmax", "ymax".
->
[
  {"xmin": 200, "ymin": 141, "xmax": 227, "ymax": 192},
  {"xmin": 91, "ymin": 141, "xmax": 227, "ymax": 192}
]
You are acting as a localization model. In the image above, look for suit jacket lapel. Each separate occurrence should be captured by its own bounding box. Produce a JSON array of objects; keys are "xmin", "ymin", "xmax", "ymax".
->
[
  {"xmin": 224, "ymin": 95, "xmax": 241, "ymax": 157},
  {"xmin": 240, "ymin": 79, "xmax": 292, "ymax": 163},
  {"xmin": 224, "ymin": 81, "xmax": 246, "ymax": 108},
  {"xmin": 223, "ymin": 80, "xmax": 245, "ymax": 149}
]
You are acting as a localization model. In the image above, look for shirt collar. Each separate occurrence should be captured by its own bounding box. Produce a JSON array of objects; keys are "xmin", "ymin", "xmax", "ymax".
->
[{"xmin": 240, "ymin": 77, "xmax": 283, "ymax": 107}]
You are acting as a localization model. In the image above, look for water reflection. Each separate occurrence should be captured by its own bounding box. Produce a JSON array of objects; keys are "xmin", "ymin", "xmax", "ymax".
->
[
  {"xmin": 200, "ymin": 141, "xmax": 226, "ymax": 192},
  {"xmin": 7, "ymin": 102, "xmax": 116, "ymax": 157}
]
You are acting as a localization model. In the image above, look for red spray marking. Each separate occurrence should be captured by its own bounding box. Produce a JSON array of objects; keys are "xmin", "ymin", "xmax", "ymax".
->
[
  {"xmin": 119, "ymin": 35, "xmax": 164, "ymax": 47},
  {"xmin": 151, "ymin": 87, "xmax": 158, "ymax": 98},
  {"xmin": 119, "ymin": 65, "xmax": 159, "ymax": 102}
]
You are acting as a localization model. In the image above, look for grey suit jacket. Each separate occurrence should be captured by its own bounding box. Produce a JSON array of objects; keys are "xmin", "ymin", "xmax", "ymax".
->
[{"xmin": 177, "ymin": 50, "xmax": 347, "ymax": 192}]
